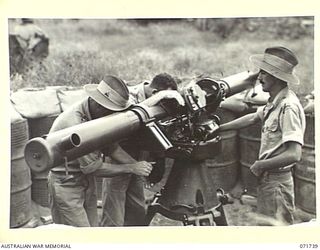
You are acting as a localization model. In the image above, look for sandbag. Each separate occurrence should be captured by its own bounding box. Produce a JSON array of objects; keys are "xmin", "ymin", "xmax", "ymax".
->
[
  {"xmin": 57, "ymin": 87, "xmax": 88, "ymax": 111},
  {"xmin": 11, "ymin": 88, "xmax": 61, "ymax": 118},
  {"xmin": 10, "ymin": 101, "xmax": 23, "ymax": 123}
]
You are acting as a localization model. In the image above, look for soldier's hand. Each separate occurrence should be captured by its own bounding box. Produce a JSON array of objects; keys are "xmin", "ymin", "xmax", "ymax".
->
[
  {"xmin": 158, "ymin": 90, "xmax": 185, "ymax": 106},
  {"xmin": 130, "ymin": 161, "xmax": 154, "ymax": 176},
  {"xmin": 141, "ymin": 90, "xmax": 185, "ymax": 107},
  {"xmin": 248, "ymin": 71, "xmax": 259, "ymax": 82}
]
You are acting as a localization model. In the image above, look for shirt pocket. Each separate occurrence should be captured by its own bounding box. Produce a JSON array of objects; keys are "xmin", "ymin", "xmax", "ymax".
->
[
  {"xmin": 268, "ymin": 120, "xmax": 278, "ymax": 132},
  {"xmin": 263, "ymin": 119, "xmax": 280, "ymax": 140}
]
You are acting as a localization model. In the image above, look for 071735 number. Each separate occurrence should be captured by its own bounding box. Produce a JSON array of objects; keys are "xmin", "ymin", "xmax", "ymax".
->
[{"xmin": 300, "ymin": 244, "xmax": 319, "ymax": 248}]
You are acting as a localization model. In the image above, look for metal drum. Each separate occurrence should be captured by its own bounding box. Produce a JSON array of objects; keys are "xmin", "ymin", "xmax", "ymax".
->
[
  {"xmin": 28, "ymin": 114, "xmax": 58, "ymax": 207},
  {"xmin": 239, "ymin": 120, "xmax": 262, "ymax": 196},
  {"xmin": 204, "ymin": 108, "xmax": 239, "ymax": 192},
  {"xmin": 294, "ymin": 114, "xmax": 315, "ymax": 214},
  {"xmin": 28, "ymin": 114, "xmax": 58, "ymax": 139},
  {"xmin": 11, "ymin": 114, "xmax": 32, "ymax": 228}
]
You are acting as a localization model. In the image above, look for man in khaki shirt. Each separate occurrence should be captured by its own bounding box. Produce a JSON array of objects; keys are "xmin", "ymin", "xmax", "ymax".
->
[
  {"xmin": 48, "ymin": 75, "xmax": 185, "ymax": 227},
  {"xmin": 220, "ymin": 46, "xmax": 305, "ymax": 225},
  {"xmin": 100, "ymin": 73, "xmax": 178, "ymax": 227}
]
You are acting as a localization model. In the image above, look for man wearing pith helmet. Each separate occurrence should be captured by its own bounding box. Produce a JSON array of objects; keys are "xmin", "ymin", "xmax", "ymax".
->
[
  {"xmin": 220, "ymin": 47, "xmax": 306, "ymax": 225},
  {"xmin": 47, "ymin": 75, "xmax": 184, "ymax": 227}
]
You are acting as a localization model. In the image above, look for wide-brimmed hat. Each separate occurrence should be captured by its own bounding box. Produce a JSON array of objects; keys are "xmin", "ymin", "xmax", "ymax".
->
[
  {"xmin": 249, "ymin": 46, "xmax": 299, "ymax": 85},
  {"xmin": 84, "ymin": 75, "xmax": 132, "ymax": 111}
]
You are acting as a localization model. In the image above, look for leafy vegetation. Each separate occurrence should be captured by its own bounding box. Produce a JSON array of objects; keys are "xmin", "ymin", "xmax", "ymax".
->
[{"xmin": 9, "ymin": 17, "xmax": 314, "ymax": 98}]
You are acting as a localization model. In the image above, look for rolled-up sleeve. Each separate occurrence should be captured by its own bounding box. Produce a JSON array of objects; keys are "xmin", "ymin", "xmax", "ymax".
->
[
  {"xmin": 78, "ymin": 151, "xmax": 103, "ymax": 174},
  {"xmin": 280, "ymin": 104, "xmax": 304, "ymax": 146},
  {"xmin": 256, "ymin": 106, "xmax": 265, "ymax": 121}
]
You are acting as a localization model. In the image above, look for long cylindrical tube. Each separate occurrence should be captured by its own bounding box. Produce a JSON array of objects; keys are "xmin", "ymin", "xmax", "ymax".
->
[
  {"xmin": 24, "ymin": 71, "xmax": 257, "ymax": 173},
  {"xmin": 220, "ymin": 71, "xmax": 257, "ymax": 97},
  {"xmin": 25, "ymin": 105, "xmax": 165, "ymax": 172}
]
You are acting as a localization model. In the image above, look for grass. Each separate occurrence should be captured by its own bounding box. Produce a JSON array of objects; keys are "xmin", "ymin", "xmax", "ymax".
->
[{"xmin": 9, "ymin": 18, "xmax": 314, "ymax": 98}]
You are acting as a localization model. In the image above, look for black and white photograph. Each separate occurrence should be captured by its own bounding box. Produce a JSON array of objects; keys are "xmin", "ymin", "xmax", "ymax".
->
[
  {"xmin": 1, "ymin": 0, "xmax": 319, "ymax": 247},
  {"xmin": 7, "ymin": 16, "xmax": 315, "ymax": 227}
]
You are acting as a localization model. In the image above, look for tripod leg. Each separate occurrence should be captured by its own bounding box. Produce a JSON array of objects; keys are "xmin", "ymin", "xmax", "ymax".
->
[
  {"xmin": 144, "ymin": 205, "xmax": 156, "ymax": 226},
  {"xmin": 214, "ymin": 205, "xmax": 228, "ymax": 226}
]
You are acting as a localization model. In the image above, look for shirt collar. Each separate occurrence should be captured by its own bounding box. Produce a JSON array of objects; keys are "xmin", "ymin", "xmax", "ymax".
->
[
  {"xmin": 263, "ymin": 87, "xmax": 289, "ymax": 118},
  {"xmin": 270, "ymin": 86, "xmax": 289, "ymax": 108},
  {"xmin": 79, "ymin": 98, "xmax": 93, "ymax": 121}
]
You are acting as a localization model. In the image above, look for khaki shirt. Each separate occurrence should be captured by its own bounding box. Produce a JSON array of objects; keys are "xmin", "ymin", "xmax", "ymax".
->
[
  {"xmin": 256, "ymin": 87, "xmax": 306, "ymax": 168},
  {"xmin": 128, "ymin": 82, "xmax": 148, "ymax": 103},
  {"xmin": 50, "ymin": 98, "xmax": 104, "ymax": 174}
]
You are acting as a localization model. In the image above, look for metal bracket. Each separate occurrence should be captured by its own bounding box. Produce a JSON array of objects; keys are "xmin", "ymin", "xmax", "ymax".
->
[
  {"xmin": 130, "ymin": 104, "xmax": 152, "ymax": 124},
  {"xmin": 145, "ymin": 121, "xmax": 173, "ymax": 150},
  {"xmin": 60, "ymin": 156, "xmax": 74, "ymax": 183},
  {"xmin": 146, "ymin": 192, "xmax": 226, "ymax": 226},
  {"xmin": 129, "ymin": 104, "xmax": 173, "ymax": 151}
]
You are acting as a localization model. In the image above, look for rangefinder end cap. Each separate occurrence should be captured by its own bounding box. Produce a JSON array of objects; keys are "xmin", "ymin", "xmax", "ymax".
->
[{"xmin": 24, "ymin": 137, "xmax": 54, "ymax": 173}]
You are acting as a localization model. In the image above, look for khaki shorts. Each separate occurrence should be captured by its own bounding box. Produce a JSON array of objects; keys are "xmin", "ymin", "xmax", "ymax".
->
[{"xmin": 257, "ymin": 171, "xmax": 295, "ymax": 225}]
